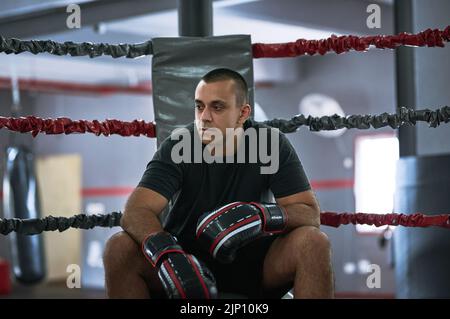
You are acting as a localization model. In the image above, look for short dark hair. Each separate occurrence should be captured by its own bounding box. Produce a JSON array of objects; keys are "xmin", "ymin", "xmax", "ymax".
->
[{"xmin": 201, "ymin": 68, "xmax": 248, "ymax": 106}]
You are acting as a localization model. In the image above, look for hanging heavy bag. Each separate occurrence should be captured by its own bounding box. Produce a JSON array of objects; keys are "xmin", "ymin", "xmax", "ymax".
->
[{"xmin": 3, "ymin": 146, "xmax": 46, "ymax": 284}]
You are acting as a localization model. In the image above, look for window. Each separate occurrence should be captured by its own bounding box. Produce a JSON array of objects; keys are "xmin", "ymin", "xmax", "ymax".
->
[{"xmin": 354, "ymin": 135, "xmax": 399, "ymax": 233}]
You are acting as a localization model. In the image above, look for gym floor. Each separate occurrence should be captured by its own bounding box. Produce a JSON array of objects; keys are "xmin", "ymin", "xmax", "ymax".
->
[
  {"xmin": 1, "ymin": 281, "xmax": 105, "ymax": 299},
  {"xmin": 1, "ymin": 282, "xmax": 393, "ymax": 299}
]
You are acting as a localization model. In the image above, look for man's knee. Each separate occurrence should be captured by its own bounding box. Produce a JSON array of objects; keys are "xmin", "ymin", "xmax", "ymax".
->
[{"xmin": 288, "ymin": 226, "xmax": 331, "ymax": 258}]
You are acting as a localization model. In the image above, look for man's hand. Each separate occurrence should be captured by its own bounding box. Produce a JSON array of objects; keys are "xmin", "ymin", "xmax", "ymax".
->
[
  {"xmin": 195, "ymin": 202, "xmax": 288, "ymax": 263},
  {"xmin": 142, "ymin": 231, "xmax": 218, "ymax": 299}
]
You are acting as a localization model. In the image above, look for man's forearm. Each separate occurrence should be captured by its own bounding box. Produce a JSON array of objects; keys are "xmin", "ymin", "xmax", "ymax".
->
[
  {"xmin": 283, "ymin": 203, "xmax": 321, "ymax": 230},
  {"xmin": 121, "ymin": 207, "xmax": 164, "ymax": 244}
]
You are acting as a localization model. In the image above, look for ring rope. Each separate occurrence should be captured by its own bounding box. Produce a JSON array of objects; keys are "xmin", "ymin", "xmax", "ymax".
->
[
  {"xmin": 264, "ymin": 106, "xmax": 450, "ymax": 132},
  {"xmin": 0, "ymin": 116, "xmax": 156, "ymax": 138},
  {"xmin": 1, "ymin": 106, "xmax": 448, "ymax": 137},
  {"xmin": 1, "ymin": 27, "xmax": 449, "ymax": 237},
  {"xmin": 0, "ymin": 37, "xmax": 152, "ymax": 58},
  {"xmin": 1, "ymin": 212, "xmax": 449, "ymax": 235},
  {"xmin": 1, "ymin": 26, "xmax": 448, "ymax": 59},
  {"xmin": 253, "ymin": 26, "xmax": 450, "ymax": 58}
]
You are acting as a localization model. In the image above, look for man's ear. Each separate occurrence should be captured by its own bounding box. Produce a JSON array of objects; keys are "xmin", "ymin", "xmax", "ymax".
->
[{"xmin": 239, "ymin": 104, "xmax": 252, "ymax": 123}]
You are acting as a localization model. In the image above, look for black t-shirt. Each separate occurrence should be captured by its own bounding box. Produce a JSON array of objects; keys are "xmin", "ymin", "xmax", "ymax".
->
[{"xmin": 138, "ymin": 119, "xmax": 311, "ymax": 250}]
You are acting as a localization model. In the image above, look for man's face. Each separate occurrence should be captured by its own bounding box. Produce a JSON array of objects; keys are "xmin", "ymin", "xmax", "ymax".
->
[{"xmin": 194, "ymin": 79, "xmax": 246, "ymax": 145}]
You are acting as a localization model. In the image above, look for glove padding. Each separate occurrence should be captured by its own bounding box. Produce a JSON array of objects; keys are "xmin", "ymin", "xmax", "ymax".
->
[
  {"xmin": 196, "ymin": 202, "xmax": 288, "ymax": 263},
  {"xmin": 142, "ymin": 231, "xmax": 218, "ymax": 299}
]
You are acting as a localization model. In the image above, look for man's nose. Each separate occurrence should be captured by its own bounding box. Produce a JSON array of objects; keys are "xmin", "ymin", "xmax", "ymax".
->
[{"xmin": 200, "ymin": 106, "xmax": 212, "ymax": 122}]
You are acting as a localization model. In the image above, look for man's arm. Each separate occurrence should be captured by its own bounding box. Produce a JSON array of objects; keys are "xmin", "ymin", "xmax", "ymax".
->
[
  {"xmin": 120, "ymin": 186, "xmax": 169, "ymax": 244},
  {"xmin": 195, "ymin": 190, "xmax": 320, "ymax": 263},
  {"xmin": 121, "ymin": 186, "xmax": 218, "ymax": 299},
  {"xmin": 275, "ymin": 189, "xmax": 321, "ymax": 230}
]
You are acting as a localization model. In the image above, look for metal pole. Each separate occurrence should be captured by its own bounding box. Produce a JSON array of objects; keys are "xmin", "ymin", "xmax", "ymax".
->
[
  {"xmin": 394, "ymin": 0, "xmax": 416, "ymax": 157},
  {"xmin": 178, "ymin": 0, "xmax": 213, "ymax": 37}
]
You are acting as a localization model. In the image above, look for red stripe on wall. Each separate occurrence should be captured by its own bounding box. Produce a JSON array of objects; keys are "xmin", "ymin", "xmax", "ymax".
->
[
  {"xmin": 0, "ymin": 77, "xmax": 273, "ymax": 96},
  {"xmin": 79, "ymin": 179, "xmax": 354, "ymax": 198},
  {"xmin": 0, "ymin": 77, "xmax": 152, "ymax": 95},
  {"xmin": 0, "ymin": 179, "xmax": 354, "ymax": 201},
  {"xmin": 311, "ymin": 179, "xmax": 354, "ymax": 190},
  {"xmin": 82, "ymin": 187, "xmax": 135, "ymax": 197}
]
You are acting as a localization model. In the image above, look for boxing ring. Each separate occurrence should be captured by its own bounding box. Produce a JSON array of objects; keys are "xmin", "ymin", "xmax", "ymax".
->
[{"xmin": 1, "ymin": 25, "xmax": 450, "ymax": 298}]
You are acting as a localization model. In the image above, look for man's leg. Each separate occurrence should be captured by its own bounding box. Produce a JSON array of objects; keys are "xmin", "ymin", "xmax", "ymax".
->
[
  {"xmin": 103, "ymin": 231, "xmax": 165, "ymax": 298},
  {"xmin": 262, "ymin": 226, "xmax": 334, "ymax": 298}
]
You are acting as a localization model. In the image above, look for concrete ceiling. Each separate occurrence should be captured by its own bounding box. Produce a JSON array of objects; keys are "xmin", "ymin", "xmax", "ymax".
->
[
  {"xmin": 0, "ymin": 0, "xmax": 394, "ymax": 38},
  {"xmin": 0, "ymin": 0, "xmax": 394, "ymax": 87},
  {"xmin": 0, "ymin": 0, "xmax": 93, "ymax": 19}
]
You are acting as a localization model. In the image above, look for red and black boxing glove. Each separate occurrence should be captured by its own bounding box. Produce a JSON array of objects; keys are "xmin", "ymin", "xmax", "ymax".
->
[
  {"xmin": 142, "ymin": 231, "xmax": 218, "ymax": 299},
  {"xmin": 195, "ymin": 202, "xmax": 288, "ymax": 264}
]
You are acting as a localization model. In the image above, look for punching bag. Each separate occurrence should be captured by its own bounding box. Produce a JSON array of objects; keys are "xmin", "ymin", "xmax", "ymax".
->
[
  {"xmin": 394, "ymin": 154, "xmax": 450, "ymax": 298},
  {"xmin": 3, "ymin": 146, "xmax": 46, "ymax": 284}
]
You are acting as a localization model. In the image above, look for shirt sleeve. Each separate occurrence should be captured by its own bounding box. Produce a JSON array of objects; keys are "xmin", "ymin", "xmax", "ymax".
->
[
  {"xmin": 138, "ymin": 138, "xmax": 183, "ymax": 201},
  {"xmin": 268, "ymin": 130, "xmax": 311, "ymax": 198}
]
